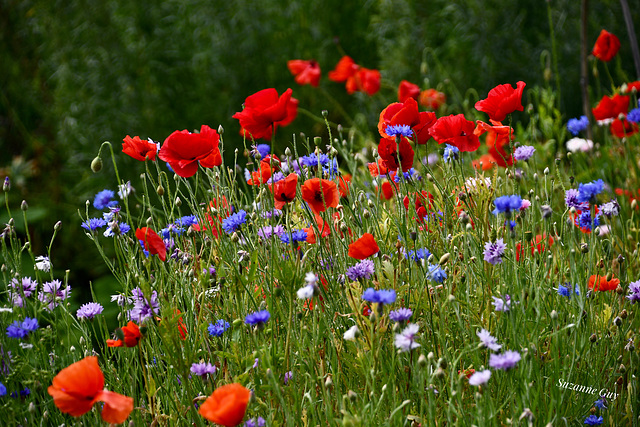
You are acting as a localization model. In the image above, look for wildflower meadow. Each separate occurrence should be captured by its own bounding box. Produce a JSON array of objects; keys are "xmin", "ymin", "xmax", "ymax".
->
[{"xmin": 3, "ymin": 7, "xmax": 640, "ymax": 427}]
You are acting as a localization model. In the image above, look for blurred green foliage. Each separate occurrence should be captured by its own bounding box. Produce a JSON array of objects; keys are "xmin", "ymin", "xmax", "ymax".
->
[{"xmin": 1, "ymin": 0, "xmax": 637, "ymax": 301}]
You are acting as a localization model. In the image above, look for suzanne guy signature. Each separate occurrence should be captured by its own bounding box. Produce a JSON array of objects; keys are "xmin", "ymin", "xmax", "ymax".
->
[{"xmin": 556, "ymin": 378, "xmax": 619, "ymax": 400}]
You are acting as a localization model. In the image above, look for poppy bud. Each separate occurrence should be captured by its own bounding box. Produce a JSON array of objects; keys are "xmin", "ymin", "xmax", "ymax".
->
[
  {"xmin": 439, "ymin": 253, "xmax": 450, "ymax": 265},
  {"xmin": 543, "ymin": 167, "xmax": 549, "ymax": 175},
  {"xmin": 616, "ymin": 285, "xmax": 624, "ymax": 295},
  {"xmin": 363, "ymin": 209, "xmax": 370, "ymax": 219},
  {"xmin": 418, "ymin": 354, "xmax": 428, "ymax": 368},
  {"xmin": 175, "ymin": 197, "xmax": 182, "ymax": 207},
  {"xmin": 614, "ymin": 316, "xmax": 622, "ymax": 327},
  {"xmin": 54, "ymin": 221, "xmax": 62, "ymax": 230},
  {"xmin": 550, "ymin": 310, "xmax": 558, "ymax": 320},
  {"xmin": 590, "ymin": 333, "xmax": 597, "ymax": 343},
  {"xmin": 217, "ymin": 124, "xmax": 224, "ymax": 135},
  {"xmin": 438, "ymin": 357, "xmax": 447, "ymax": 369},
  {"xmin": 21, "ymin": 200, "xmax": 28, "ymax": 211},
  {"xmin": 580, "ymin": 243, "xmax": 589, "ymax": 254},
  {"xmin": 156, "ymin": 185, "xmax": 164, "ymax": 196},
  {"xmin": 347, "ymin": 390, "xmax": 357, "ymax": 402},
  {"xmin": 91, "ymin": 156, "xmax": 103, "ymax": 173},
  {"xmin": 620, "ymin": 309, "xmax": 628, "ymax": 319},
  {"xmin": 606, "ymin": 272, "xmax": 612, "ymax": 281}
]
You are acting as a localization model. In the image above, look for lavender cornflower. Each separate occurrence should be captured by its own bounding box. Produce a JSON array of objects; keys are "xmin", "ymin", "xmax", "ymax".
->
[
  {"xmin": 222, "ymin": 210, "xmax": 247, "ymax": 234},
  {"xmin": 190, "ymin": 362, "xmax": 217, "ymax": 378},
  {"xmin": 564, "ymin": 188, "xmax": 588, "ymax": 209},
  {"xmin": 468, "ymin": 369, "xmax": 492, "ymax": 386},
  {"xmin": 483, "ymin": 239, "xmax": 506, "ymax": 265},
  {"xmin": 600, "ymin": 200, "xmax": 620, "ymax": 218},
  {"xmin": 81, "ymin": 217, "xmax": 107, "ymax": 231},
  {"xmin": 261, "ymin": 208, "xmax": 283, "ymax": 219},
  {"xmin": 208, "ymin": 319, "xmax": 230, "ymax": 336},
  {"xmin": 492, "ymin": 195, "xmax": 523, "ymax": 216},
  {"xmin": 386, "ymin": 124, "xmax": 413, "ymax": 138},
  {"xmin": 245, "ymin": 310, "xmax": 270, "ymax": 326},
  {"xmin": 389, "ymin": 308, "xmax": 413, "ymax": 323},
  {"xmin": 492, "ymin": 295, "xmax": 512, "ymax": 312},
  {"xmin": 93, "ymin": 190, "xmax": 118, "ymax": 210},
  {"xmin": 244, "ymin": 417, "xmax": 266, "ymax": 427},
  {"xmin": 583, "ymin": 415, "xmax": 604, "ymax": 425},
  {"xmin": 34, "ymin": 256, "xmax": 51, "ymax": 272},
  {"xmin": 513, "ymin": 145, "xmax": 535, "ymax": 161},
  {"xmin": 257, "ymin": 225, "xmax": 285, "ymax": 241},
  {"xmin": 567, "ymin": 115, "xmax": 589, "ymax": 136},
  {"xmin": 129, "ymin": 287, "xmax": 160, "ymax": 323},
  {"xmin": 477, "ymin": 329, "xmax": 502, "ymax": 351},
  {"xmin": 284, "ymin": 371, "xmax": 293, "ymax": 385},
  {"xmin": 8, "ymin": 277, "xmax": 37, "ymax": 307},
  {"xmin": 38, "ymin": 280, "xmax": 71, "ymax": 311},
  {"xmin": 362, "ymin": 288, "xmax": 396, "ymax": 305},
  {"xmin": 489, "ymin": 350, "xmax": 521, "ymax": 370},
  {"xmin": 346, "ymin": 259, "xmax": 375, "ymax": 281},
  {"xmin": 394, "ymin": 323, "xmax": 421, "ymax": 352},
  {"xmin": 627, "ymin": 280, "xmax": 640, "ymax": 303},
  {"xmin": 577, "ymin": 179, "xmax": 605, "ymax": 204},
  {"xmin": 427, "ymin": 264, "xmax": 447, "ymax": 283},
  {"xmin": 76, "ymin": 302, "xmax": 104, "ymax": 320}
]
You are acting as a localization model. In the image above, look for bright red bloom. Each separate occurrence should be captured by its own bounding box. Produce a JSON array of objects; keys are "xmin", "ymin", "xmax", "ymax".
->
[
  {"xmin": 328, "ymin": 56, "xmax": 380, "ymax": 95},
  {"xmin": 419, "ymin": 89, "xmax": 446, "ymax": 110},
  {"xmin": 592, "ymin": 29, "xmax": 620, "ymax": 62},
  {"xmin": 367, "ymin": 159, "xmax": 389, "ymax": 177},
  {"xmin": 515, "ymin": 234, "xmax": 554, "ymax": 261},
  {"xmin": 270, "ymin": 173, "xmax": 298, "ymax": 209},
  {"xmin": 592, "ymin": 94, "xmax": 629, "ymax": 121},
  {"xmin": 304, "ymin": 215, "xmax": 331, "ymax": 244},
  {"xmin": 403, "ymin": 191, "xmax": 434, "ymax": 223},
  {"xmin": 199, "ymin": 383, "xmax": 251, "ymax": 426},
  {"xmin": 48, "ymin": 356, "xmax": 134, "ymax": 424},
  {"xmin": 301, "ymin": 178, "xmax": 340, "ymax": 214},
  {"xmin": 378, "ymin": 98, "xmax": 420, "ymax": 139},
  {"xmin": 233, "ymin": 88, "xmax": 297, "ymax": 141},
  {"xmin": 107, "ymin": 321, "xmax": 142, "ymax": 347},
  {"xmin": 158, "ymin": 125, "xmax": 222, "ymax": 178},
  {"xmin": 588, "ymin": 274, "xmax": 620, "ymax": 291},
  {"xmin": 338, "ymin": 174, "xmax": 352, "ymax": 198},
  {"xmin": 122, "ymin": 135, "xmax": 157, "ymax": 161},
  {"xmin": 474, "ymin": 121, "xmax": 514, "ymax": 167},
  {"xmin": 357, "ymin": 68, "xmax": 381, "ymax": 95},
  {"xmin": 378, "ymin": 180, "xmax": 395, "ymax": 200},
  {"xmin": 348, "ymin": 233, "xmax": 379, "ymax": 259},
  {"xmin": 472, "ymin": 153, "xmax": 496, "ymax": 171},
  {"xmin": 624, "ymin": 81, "xmax": 640, "ymax": 93},
  {"xmin": 413, "ymin": 111, "xmax": 437, "ymax": 144},
  {"xmin": 247, "ymin": 160, "xmax": 273, "ymax": 186},
  {"xmin": 611, "ymin": 118, "xmax": 639, "ymax": 138},
  {"xmin": 378, "ymin": 138, "xmax": 414, "ymax": 173},
  {"xmin": 398, "ymin": 80, "xmax": 420, "ymax": 102},
  {"xmin": 287, "ymin": 59, "xmax": 321, "ymax": 87},
  {"xmin": 136, "ymin": 227, "xmax": 167, "ymax": 262},
  {"xmin": 430, "ymin": 114, "xmax": 481, "ymax": 152},
  {"xmin": 475, "ymin": 81, "xmax": 526, "ymax": 122}
]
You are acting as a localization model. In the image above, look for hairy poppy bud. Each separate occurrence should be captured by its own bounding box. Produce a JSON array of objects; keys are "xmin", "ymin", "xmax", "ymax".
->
[{"xmin": 91, "ymin": 156, "xmax": 103, "ymax": 173}]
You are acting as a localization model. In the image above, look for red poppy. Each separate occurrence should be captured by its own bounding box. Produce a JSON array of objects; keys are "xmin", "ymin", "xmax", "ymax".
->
[
  {"xmin": 413, "ymin": 111, "xmax": 437, "ymax": 145},
  {"xmin": 378, "ymin": 180, "xmax": 395, "ymax": 200},
  {"xmin": 404, "ymin": 191, "xmax": 434, "ymax": 223},
  {"xmin": 48, "ymin": 356, "xmax": 134, "ymax": 423},
  {"xmin": 378, "ymin": 137, "xmax": 414, "ymax": 172},
  {"xmin": 624, "ymin": 81, "xmax": 640, "ymax": 93},
  {"xmin": 233, "ymin": 88, "xmax": 297, "ymax": 141},
  {"xmin": 328, "ymin": 56, "xmax": 360, "ymax": 93},
  {"xmin": 357, "ymin": 68, "xmax": 381, "ymax": 95},
  {"xmin": 192, "ymin": 197, "xmax": 229, "ymax": 237},
  {"xmin": 610, "ymin": 118, "xmax": 639, "ymax": 138},
  {"xmin": 136, "ymin": 227, "xmax": 167, "ymax": 262},
  {"xmin": 592, "ymin": 30, "xmax": 620, "ymax": 62},
  {"xmin": 592, "ymin": 94, "xmax": 629, "ymax": 121},
  {"xmin": 122, "ymin": 135, "xmax": 157, "ymax": 161},
  {"xmin": 199, "ymin": 383, "xmax": 251, "ymax": 426},
  {"xmin": 287, "ymin": 59, "xmax": 321, "ymax": 87},
  {"xmin": 474, "ymin": 121, "xmax": 514, "ymax": 167},
  {"xmin": 247, "ymin": 160, "xmax": 273, "ymax": 186},
  {"xmin": 588, "ymin": 274, "xmax": 620, "ymax": 291},
  {"xmin": 430, "ymin": 114, "xmax": 481, "ymax": 152},
  {"xmin": 107, "ymin": 321, "xmax": 142, "ymax": 347},
  {"xmin": 398, "ymin": 80, "xmax": 420, "ymax": 103},
  {"xmin": 472, "ymin": 153, "xmax": 496, "ymax": 171},
  {"xmin": 367, "ymin": 159, "xmax": 390, "ymax": 177},
  {"xmin": 348, "ymin": 233, "xmax": 379, "ymax": 259},
  {"xmin": 270, "ymin": 173, "xmax": 298, "ymax": 209},
  {"xmin": 304, "ymin": 215, "xmax": 331, "ymax": 244},
  {"xmin": 338, "ymin": 174, "xmax": 352, "ymax": 198},
  {"xmin": 515, "ymin": 234, "xmax": 554, "ymax": 261},
  {"xmin": 615, "ymin": 188, "xmax": 640, "ymax": 205},
  {"xmin": 378, "ymin": 98, "xmax": 420, "ymax": 139},
  {"xmin": 301, "ymin": 178, "xmax": 340, "ymax": 214},
  {"xmin": 158, "ymin": 125, "xmax": 222, "ymax": 178},
  {"xmin": 475, "ymin": 81, "xmax": 526, "ymax": 123},
  {"xmin": 419, "ymin": 89, "xmax": 446, "ymax": 110}
]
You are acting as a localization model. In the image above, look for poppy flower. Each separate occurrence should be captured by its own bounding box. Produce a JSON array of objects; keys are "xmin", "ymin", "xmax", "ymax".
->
[
  {"xmin": 472, "ymin": 153, "xmax": 497, "ymax": 171},
  {"xmin": 610, "ymin": 118, "xmax": 638, "ymax": 138},
  {"xmin": 475, "ymin": 81, "xmax": 526, "ymax": 123},
  {"xmin": 107, "ymin": 321, "xmax": 142, "ymax": 347},
  {"xmin": 624, "ymin": 81, "xmax": 640, "ymax": 93},
  {"xmin": 136, "ymin": 227, "xmax": 167, "ymax": 262},
  {"xmin": 419, "ymin": 89, "xmax": 446, "ymax": 110},
  {"xmin": 413, "ymin": 111, "xmax": 437, "ymax": 144},
  {"xmin": 338, "ymin": 174, "xmax": 352, "ymax": 198},
  {"xmin": 515, "ymin": 234, "xmax": 554, "ymax": 261},
  {"xmin": 367, "ymin": 159, "xmax": 390, "ymax": 177},
  {"xmin": 592, "ymin": 29, "xmax": 620, "ymax": 62},
  {"xmin": 247, "ymin": 160, "xmax": 273, "ymax": 186},
  {"xmin": 328, "ymin": 56, "xmax": 360, "ymax": 93},
  {"xmin": 287, "ymin": 59, "xmax": 321, "ymax": 87},
  {"xmin": 474, "ymin": 121, "xmax": 515, "ymax": 167},
  {"xmin": 304, "ymin": 215, "xmax": 331, "ymax": 244},
  {"xmin": 122, "ymin": 135, "xmax": 158, "ymax": 161},
  {"xmin": 592, "ymin": 94, "xmax": 630, "ymax": 121},
  {"xmin": 301, "ymin": 178, "xmax": 340, "ymax": 214},
  {"xmin": 348, "ymin": 233, "xmax": 379, "ymax": 259},
  {"xmin": 404, "ymin": 191, "xmax": 434, "ymax": 223},
  {"xmin": 430, "ymin": 114, "xmax": 481, "ymax": 152},
  {"xmin": 48, "ymin": 356, "xmax": 134, "ymax": 424},
  {"xmin": 158, "ymin": 125, "xmax": 222, "ymax": 178},
  {"xmin": 378, "ymin": 98, "xmax": 420, "ymax": 139},
  {"xmin": 198, "ymin": 383, "xmax": 251, "ymax": 426},
  {"xmin": 398, "ymin": 80, "xmax": 420, "ymax": 103},
  {"xmin": 356, "ymin": 68, "xmax": 381, "ymax": 96},
  {"xmin": 270, "ymin": 173, "xmax": 298, "ymax": 209},
  {"xmin": 192, "ymin": 197, "xmax": 229, "ymax": 237},
  {"xmin": 588, "ymin": 274, "xmax": 620, "ymax": 291},
  {"xmin": 378, "ymin": 180, "xmax": 395, "ymax": 200},
  {"xmin": 378, "ymin": 138, "xmax": 414, "ymax": 172},
  {"xmin": 233, "ymin": 88, "xmax": 297, "ymax": 141}
]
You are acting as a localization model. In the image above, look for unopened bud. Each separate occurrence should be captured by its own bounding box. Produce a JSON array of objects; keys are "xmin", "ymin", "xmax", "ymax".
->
[
  {"xmin": 614, "ymin": 316, "xmax": 622, "ymax": 327},
  {"xmin": 418, "ymin": 354, "xmax": 428, "ymax": 367},
  {"xmin": 91, "ymin": 156, "xmax": 103, "ymax": 173},
  {"xmin": 175, "ymin": 197, "xmax": 182, "ymax": 207},
  {"xmin": 325, "ymin": 376, "xmax": 333, "ymax": 389},
  {"xmin": 543, "ymin": 167, "xmax": 549, "ymax": 175},
  {"xmin": 550, "ymin": 310, "xmax": 558, "ymax": 320},
  {"xmin": 231, "ymin": 232, "xmax": 240, "ymax": 243},
  {"xmin": 580, "ymin": 243, "xmax": 589, "ymax": 254},
  {"xmin": 21, "ymin": 200, "xmax": 28, "ymax": 211},
  {"xmin": 632, "ymin": 199, "xmax": 638, "ymax": 210},
  {"xmin": 439, "ymin": 253, "xmax": 450, "ymax": 265},
  {"xmin": 3, "ymin": 177, "xmax": 10, "ymax": 192},
  {"xmin": 217, "ymin": 124, "xmax": 224, "ymax": 135},
  {"xmin": 348, "ymin": 390, "xmax": 357, "ymax": 402},
  {"xmin": 54, "ymin": 221, "xmax": 62, "ymax": 230},
  {"xmin": 590, "ymin": 333, "xmax": 597, "ymax": 343},
  {"xmin": 438, "ymin": 357, "xmax": 447, "ymax": 369}
]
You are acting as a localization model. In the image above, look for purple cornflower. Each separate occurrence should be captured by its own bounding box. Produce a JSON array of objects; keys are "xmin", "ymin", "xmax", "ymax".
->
[
  {"xmin": 468, "ymin": 369, "xmax": 491, "ymax": 386},
  {"xmin": 577, "ymin": 179, "xmax": 605, "ymax": 204},
  {"xmin": 427, "ymin": 264, "xmax": 447, "ymax": 283},
  {"xmin": 81, "ymin": 217, "xmax": 107, "ymax": 231},
  {"xmin": 513, "ymin": 145, "xmax": 535, "ymax": 161},
  {"xmin": 483, "ymin": 239, "xmax": 506, "ymax": 265},
  {"xmin": 245, "ymin": 310, "xmax": 270, "ymax": 326},
  {"xmin": 257, "ymin": 225, "xmax": 285, "ymax": 241},
  {"xmin": 477, "ymin": 329, "xmax": 502, "ymax": 351},
  {"xmin": 600, "ymin": 200, "xmax": 620, "ymax": 218},
  {"xmin": 261, "ymin": 208, "xmax": 283, "ymax": 219},
  {"xmin": 8, "ymin": 277, "xmax": 37, "ymax": 307},
  {"xmin": 38, "ymin": 280, "xmax": 71, "ymax": 311},
  {"xmin": 389, "ymin": 308, "xmax": 413, "ymax": 323},
  {"xmin": 584, "ymin": 415, "xmax": 604, "ymax": 425},
  {"xmin": 489, "ymin": 350, "xmax": 521, "ymax": 370},
  {"xmin": 284, "ymin": 371, "xmax": 293, "ymax": 385},
  {"xmin": 76, "ymin": 302, "xmax": 104, "ymax": 320},
  {"xmin": 129, "ymin": 287, "xmax": 160, "ymax": 323},
  {"xmin": 594, "ymin": 397, "xmax": 608, "ymax": 410},
  {"xmin": 244, "ymin": 417, "xmax": 266, "ymax": 427},
  {"xmin": 190, "ymin": 362, "xmax": 217, "ymax": 378},
  {"xmin": 385, "ymin": 124, "xmax": 413, "ymax": 138},
  {"xmin": 567, "ymin": 115, "xmax": 589, "ymax": 136},
  {"xmin": 222, "ymin": 210, "xmax": 247, "ymax": 234},
  {"xmin": 565, "ymin": 189, "xmax": 588, "ymax": 209},
  {"xmin": 208, "ymin": 319, "xmax": 230, "ymax": 337},
  {"xmin": 492, "ymin": 195, "xmax": 523, "ymax": 216},
  {"xmin": 362, "ymin": 288, "xmax": 396, "ymax": 305},
  {"xmin": 394, "ymin": 323, "xmax": 421, "ymax": 352},
  {"xmin": 93, "ymin": 190, "xmax": 118, "ymax": 210},
  {"xmin": 627, "ymin": 280, "xmax": 640, "ymax": 303},
  {"xmin": 346, "ymin": 259, "xmax": 375, "ymax": 281},
  {"xmin": 492, "ymin": 295, "xmax": 512, "ymax": 312}
]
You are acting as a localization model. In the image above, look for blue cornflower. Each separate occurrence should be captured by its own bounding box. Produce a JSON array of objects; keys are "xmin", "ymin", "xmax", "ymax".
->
[
  {"xmin": 627, "ymin": 107, "xmax": 640, "ymax": 124},
  {"xmin": 584, "ymin": 415, "xmax": 603, "ymax": 425},
  {"xmin": 245, "ymin": 310, "xmax": 270, "ymax": 326},
  {"xmin": 322, "ymin": 158, "xmax": 339, "ymax": 179},
  {"xmin": 575, "ymin": 210, "xmax": 600, "ymax": 231},
  {"xmin": 300, "ymin": 153, "xmax": 330, "ymax": 169},
  {"xmin": 208, "ymin": 319, "xmax": 230, "ymax": 337},
  {"xmin": 93, "ymin": 190, "xmax": 118, "ymax": 210},
  {"xmin": 389, "ymin": 308, "xmax": 413, "ymax": 322},
  {"xmin": 567, "ymin": 115, "xmax": 589, "ymax": 136},
  {"xmin": 557, "ymin": 283, "xmax": 580, "ymax": 298},
  {"xmin": 492, "ymin": 195, "xmax": 523, "ymax": 216},
  {"xmin": 255, "ymin": 144, "xmax": 271, "ymax": 158},
  {"xmin": 280, "ymin": 229, "xmax": 308, "ymax": 244},
  {"xmin": 222, "ymin": 210, "xmax": 247, "ymax": 234},
  {"xmin": 594, "ymin": 397, "xmax": 608, "ymax": 409},
  {"xmin": 103, "ymin": 221, "xmax": 131, "ymax": 237},
  {"xmin": 0, "ymin": 382, "xmax": 6, "ymax": 396},
  {"xmin": 443, "ymin": 144, "xmax": 460, "ymax": 163},
  {"xmin": 345, "ymin": 259, "xmax": 375, "ymax": 281},
  {"xmin": 577, "ymin": 179, "xmax": 605, "ymax": 204},
  {"xmin": 427, "ymin": 264, "xmax": 447, "ymax": 283},
  {"xmin": 6, "ymin": 317, "xmax": 38, "ymax": 339},
  {"xmin": 513, "ymin": 145, "xmax": 535, "ymax": 161},
  {"xmin": 393, "ymin": 168, "xmax": 419, "ymax": 183},
  {"xmin": 385, "ymin": 124, "xmax": 413, "ymax": 138},
  {"xmin": 406, "ymin": 248, "xmax": 431, "ymax": 262},
  {"xmin": 175, "ymin": 215, "xmax": 199, "ymax": 227},
  {"xmin": 362, "ymin": 288, "xmax": 396, "ymax": 305},
  {"xmin": 81, "ymin": 217, "xmax": 107, "ymax": 231},
  {"xmin": 159, "ymin": 223, "xmax": 183, "ymax": 239}
]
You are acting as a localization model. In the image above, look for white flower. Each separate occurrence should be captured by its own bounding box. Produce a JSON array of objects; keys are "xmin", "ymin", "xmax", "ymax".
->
[
  {"xmin": 566, "ymin": 137, "xmax": 594, "ymax": 153},
  {"xmin": 118, "ymin": 181, "xmax": 134, "ymax": 199},
  {"xmin": 394, "ymin": 323, "xmax": 421, "ymax": 352},
  {"xmin": 305, "ymin": 271, "xmax": 318, "ymax": 286},
  {"xmin": 343, "ymin": 325, "xmax": 360, "ymax": 341},
  {"xmin": 35, "ymin": 256, "xmax": 51, "ymax": 272},
  {"xmin": 465, "ymin": 177, "xmax": 491, "ymax": 191},
  {"xmin": 468, "ymin": 369, "xmax": 491, "ymax": 386},
  {"xmin": 296, "ymin": 284, "xmax": 315, "ymax": 300}
]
